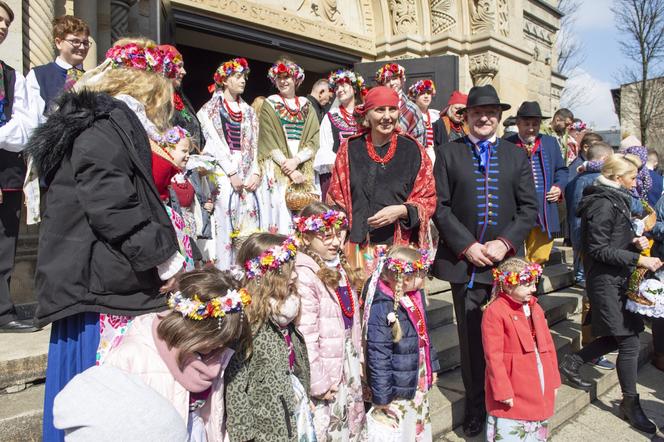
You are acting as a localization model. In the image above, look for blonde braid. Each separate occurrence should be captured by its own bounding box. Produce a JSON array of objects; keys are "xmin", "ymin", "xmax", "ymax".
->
[
  {"xmin": 391, "ymin": 273, "xmax": 404, "ymax": 343},
  {"xmin": 301, "ymin": 244, "xmax": 341, "ymax": 290},
  {"xmin": 338, "ymin": 251, "xmax": 364, "ymax": 292}
]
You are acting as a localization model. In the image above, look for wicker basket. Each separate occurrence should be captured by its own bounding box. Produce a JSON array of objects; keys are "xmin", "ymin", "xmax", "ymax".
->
[
  {"xmin": 285, "ymin": 181, "xmax": 319, "ymax": 212},
  {"xmin": 626, "ymin": 267, "xmax": 656, "ymax": 306},
  {"xmin": 643, "ymin": 202, "xmax": 657, "ymax": 232}
]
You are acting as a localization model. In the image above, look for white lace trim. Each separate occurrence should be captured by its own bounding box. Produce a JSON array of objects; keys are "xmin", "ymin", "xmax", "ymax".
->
[
  {"xmin": 114, "ymin": 94, "xmax": 160, "ymax": 139},
  {"xmin": 625, "ymin": 299, "xmax": 664, "ymax": 318}
]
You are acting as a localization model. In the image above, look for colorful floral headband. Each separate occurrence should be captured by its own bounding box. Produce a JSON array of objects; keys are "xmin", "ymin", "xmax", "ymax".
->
[
  {"xmin": 105, "ymin": 43, "xmax": 179, "ymax": 79},
  {"xmin": 384, "ymin": 249, "xmax": 433, "ymax": 275},
  {"xmin": 151, "ymin": 125, "xmax": 190, "ymax": 150},
  {"xmin": 569, "ymin": 121, "xmax": 587, "ymax": 131},
  {"xmin": 328, "ymin": 69, "xmax": 365, "ymax": 91},
  {"xmin": 213, "ymin": 58, "xmax": 250, "ymax": 88},
  {"xmin": 293, "ymin": 210, "xmax": 348, "ymax": 234},
  {"xmin": 268, "ymin": 61, "xmax": 305, "ymax": 86},
  {"xmin": 167, "ymin": 288, "xmax": 251, "ymax": 321},
  {"xmin": 408, "ymin": 79, "xmax": 436, "ymax": 99},
  {"xmin": 375, "ymin": 63, "xmax": 406, "ymax": 85},
  {"xmin": 244, "ymin": 236, "xmax": 299, "ymax": 279},
  {"xmin": 492, "ymin": 263, "xmax": 543, "ymax": 287}
]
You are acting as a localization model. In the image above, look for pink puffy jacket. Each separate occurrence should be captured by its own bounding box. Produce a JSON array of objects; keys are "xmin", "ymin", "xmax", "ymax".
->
[
  {"xmin": 104, "ymin": 313, "xmax": 232, "ymax": 442},
  {"xmin": 295, "ymin": 253, "xmax": 362, "ymax": 398}
]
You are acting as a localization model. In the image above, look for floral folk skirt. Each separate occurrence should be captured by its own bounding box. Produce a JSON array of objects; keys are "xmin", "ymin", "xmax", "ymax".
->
[
  {"xmin": 312, "ymin": 329, "xmax": 367, "ymax": 441},
  {"xmin": 486, "ymin": 416, "xmax": 549, "ymax": 442}
]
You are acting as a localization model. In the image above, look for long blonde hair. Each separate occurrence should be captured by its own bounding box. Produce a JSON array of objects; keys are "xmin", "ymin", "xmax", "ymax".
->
[
  {"xmin": 74, "ymin": 37, "xmax": 173, "ymax": 130},
  {"xmin": 236, "ymin": 233, "xmax": 296, "ymax": 334}
]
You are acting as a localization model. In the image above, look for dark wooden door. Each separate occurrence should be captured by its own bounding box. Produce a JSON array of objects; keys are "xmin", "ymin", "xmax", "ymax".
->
[{"xmin": 353, "ymin": 55, "xmax": 459, "ymax": 111}]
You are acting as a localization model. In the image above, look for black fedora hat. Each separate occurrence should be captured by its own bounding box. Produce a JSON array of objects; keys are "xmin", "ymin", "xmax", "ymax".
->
[
  {"xmin": 515, "ymin": 101, "xmax": 550, "ymax": 119},
  {"xmin": 463, "ymin": 84, "xmax": 511, "ymax": 111}
]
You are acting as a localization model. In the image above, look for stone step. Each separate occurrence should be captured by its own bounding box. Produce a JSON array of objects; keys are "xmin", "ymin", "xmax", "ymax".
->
[
  {"xmin": 432, "ymin": 292, "xmax": 579, "ymax": 372},
  {"xmin": 0, "ymin": 326, "xmax": 50, "ymax": 391},
  {"xmin": 0, "ymin": 383, "xmax": 44, "ymax": 442},
  {"xmin": 541, "ymin": 263, "xmax": 575, "ymax": 294},
  {"xmin": 432, "ymin": 317, "xmax": 654, "ymax": 440}
]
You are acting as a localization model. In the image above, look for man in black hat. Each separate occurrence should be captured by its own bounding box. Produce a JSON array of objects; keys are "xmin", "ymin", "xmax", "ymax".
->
[
  {"xmin": 504, "ymin": 101, "xmax": 568, "ymax": 265},
  {"xmin": 432, "ymin": 85, "xmax": 537, "ymax": 436}
]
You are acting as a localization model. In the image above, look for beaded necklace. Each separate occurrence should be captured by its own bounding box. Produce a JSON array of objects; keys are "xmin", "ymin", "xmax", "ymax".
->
[
  {"xmin": 366, "ymin": 132, "xmax": 398, "ymax": 168},
  {"xmin": 223, "ymin": 96, "xmax": 243, "ymax": 123}
]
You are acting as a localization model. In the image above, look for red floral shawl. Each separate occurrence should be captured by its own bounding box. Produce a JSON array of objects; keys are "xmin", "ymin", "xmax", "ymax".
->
[{"xmin": 326, "ymin": 131, "xmax": 436, "ymax": 248}]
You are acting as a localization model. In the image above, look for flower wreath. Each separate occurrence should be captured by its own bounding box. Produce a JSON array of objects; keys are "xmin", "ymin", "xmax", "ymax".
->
[
  {"xmin": 167, "ymin": 288, "xmax": 251, "ymax": 320},
  {"xmin": 384, "ymin": 249, "xmax": 433, "ymax": 275},
  {"xmin": 407, "ymin": 79, "xmax": 436, "ymax": 100},
  {"xmin": 328, "ymin": 69, "xmax": 365, "ymax": 92},
  {"xmin": 375, "ymin": 63, "xmax": 405, "ymax": 85},
  {"xmin": 105, "ymin": 43, "xmax": 179, "ymax": 79},
  {"xmin": 292, "ymin": 210, "xmax": 348, "ymax": 234},
  {"xmin": 151, "ymin": 125, "xmax": 190, "ymax": 150},
  {"xmin": 267, "ymin": 61, "xmax": 305, "ymax": 86},
  {"xmin": 492, "ymin": 263, "xmax": 543, "ymax": 287},
  {"xmin": 244, "ymin": 236, "xmax": 299, "ymax": 279},
  {"xmin": 211, "ymin": 58, "xmax": 251, "ymax": 92},
  {"xmin": 569, "ymin": 121, "xmax": 587, "ymax": 131}
]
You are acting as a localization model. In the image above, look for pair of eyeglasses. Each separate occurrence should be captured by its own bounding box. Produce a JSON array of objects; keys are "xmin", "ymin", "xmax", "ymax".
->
[{"xmin": 63, "ymin": 39, "xmax": 91, "ymax": 48}]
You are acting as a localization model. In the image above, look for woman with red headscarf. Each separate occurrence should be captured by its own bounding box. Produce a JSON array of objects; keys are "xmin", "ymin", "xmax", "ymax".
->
[{"xmin": 326, "ymin": 86, "xmax": 436, "ymax": 273}]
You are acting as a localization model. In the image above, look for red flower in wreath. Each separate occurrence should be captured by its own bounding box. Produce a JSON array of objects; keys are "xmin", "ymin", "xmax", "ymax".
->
[
  {"xmin": 276, "ymin": 63, "xmax": 288, "ymax": 74},
  {"xmin": 173, "ymin": 92, "xmax": 185, "ymax": 112}
]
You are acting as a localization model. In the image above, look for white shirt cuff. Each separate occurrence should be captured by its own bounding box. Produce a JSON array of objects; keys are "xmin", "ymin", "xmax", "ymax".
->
[{"xmin": 157, "ymin": 252, "xmax": 185, "ymax": 280}]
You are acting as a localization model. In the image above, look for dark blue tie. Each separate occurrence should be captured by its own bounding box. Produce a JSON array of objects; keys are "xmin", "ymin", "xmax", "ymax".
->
[{"xmin": 476, "ymin": 140, "xmax": 492, "ymax": 170}]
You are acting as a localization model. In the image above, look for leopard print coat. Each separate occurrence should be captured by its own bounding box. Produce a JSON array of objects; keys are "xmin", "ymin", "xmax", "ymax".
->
[{"xmin": 225, "ymin": 320, "xmax": 310, "ymax": 442}]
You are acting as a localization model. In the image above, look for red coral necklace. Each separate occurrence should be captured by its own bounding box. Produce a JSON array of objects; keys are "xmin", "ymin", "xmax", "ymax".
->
[
  {"xmin": 223, "ymin": 97, "xmax": 243, "ymax": 123},
  {"xmin": 339, "ymin": 105, "xmax": 356, "ymax": 127},
  {"xmin": 366, "ymin": 132, "xmax": 398, "ymax": 168},
  {"xmin": 278, "ymin": 94, "xmax": 301, "ymax": 116},
  {"xmin": 335, "ymin": 272, "xmax": 355, "ymax": 318}
]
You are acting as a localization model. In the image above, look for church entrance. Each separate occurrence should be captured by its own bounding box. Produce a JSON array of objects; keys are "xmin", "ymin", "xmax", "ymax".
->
[{"xmin": 173, "ymin": 7, "xmax": 361, "ymax": 111}]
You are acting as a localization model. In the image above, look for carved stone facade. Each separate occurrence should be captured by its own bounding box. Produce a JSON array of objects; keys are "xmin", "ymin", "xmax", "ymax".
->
[{"xmin": 7, "ymin": 0, "xmax": 564, "ymax": 117}]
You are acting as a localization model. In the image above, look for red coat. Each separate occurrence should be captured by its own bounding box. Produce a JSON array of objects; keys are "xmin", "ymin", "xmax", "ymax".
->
[{"xmin": 481, "ymin": 292, "xmax": 561, "ymax": 421}]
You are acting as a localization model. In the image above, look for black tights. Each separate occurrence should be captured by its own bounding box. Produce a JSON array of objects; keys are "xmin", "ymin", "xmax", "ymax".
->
[{"xmin": 577, "ymin": 334, "xmax": 640, "ymax": 396}]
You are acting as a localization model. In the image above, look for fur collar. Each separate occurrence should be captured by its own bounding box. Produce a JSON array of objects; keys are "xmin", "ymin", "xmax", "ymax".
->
[
  {"xmin": 25, "ymin": 91, "xmax": 136, "ymax": 182},
  {"xmin": 595, "ymin": 175, "xmax": 622, "ymax": 189}
]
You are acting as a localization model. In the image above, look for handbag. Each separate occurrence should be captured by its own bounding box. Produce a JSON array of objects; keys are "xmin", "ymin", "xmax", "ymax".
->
[{"xmin": 285, "ymin": 181, "xmax": 319, "ymax": 212}]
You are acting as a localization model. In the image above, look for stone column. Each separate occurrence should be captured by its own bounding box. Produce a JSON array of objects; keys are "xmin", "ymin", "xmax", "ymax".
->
[
  {"xmin": 74, "ymin": 0, "xmax": 98, "ymax": 70},
  {"xmin": 110, "ymin": 0, "xmax": 137, "ymax": 42},
  {"xmin": 22, "ymin": 0, "xmax": 55, "ymax": 71},
  {"xmin": 469, "ymin": 52, "xmax": 499, "ymax": 86}
]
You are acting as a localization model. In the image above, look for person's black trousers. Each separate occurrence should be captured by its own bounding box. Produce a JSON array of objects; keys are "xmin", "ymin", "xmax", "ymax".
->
[
  {"xmin": 451, "ymin": 282, "xmax": 492, "ymax": 419},
  {"xmin": 652, "ymin": 318, "xmax": 664, "ymax": 354},
  {"xmin": 577, "ymin": 333, "xmax": 641, "ymax": 395},
  {"xmin": 0, "ymin": 191, "xmax": 22, "ymax": 326}
]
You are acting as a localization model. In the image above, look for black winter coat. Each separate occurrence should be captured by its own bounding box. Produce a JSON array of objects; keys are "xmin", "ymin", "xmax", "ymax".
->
[
  {"xmin": 578, "ymin": 179, "xmax": 644, "ymax": 337},
  {"xmin": 432, "ymin": 137, "xmax": 538, "ymax": 285},
  {"xmin": 26, "ymin": 91, "xmax": 178, "ymax": 327}
]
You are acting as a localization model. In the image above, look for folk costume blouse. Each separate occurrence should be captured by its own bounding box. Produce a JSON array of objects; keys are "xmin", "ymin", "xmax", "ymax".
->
[
  {"xmin": 315, "ymin": 105, "xmax": 359, "ymax": 175},
  {"xmin": 326, "ymin": 132, "xmax": 436, "ymax": 248}
]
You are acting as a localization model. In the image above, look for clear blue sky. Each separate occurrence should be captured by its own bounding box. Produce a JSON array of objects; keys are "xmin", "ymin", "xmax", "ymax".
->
[{"xmin": 564, "ymin": 0, "xmax": 627, "ymax": 129}]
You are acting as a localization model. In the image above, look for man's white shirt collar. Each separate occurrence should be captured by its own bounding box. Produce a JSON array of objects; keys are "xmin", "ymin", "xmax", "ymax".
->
[
  {"xmin": 468, "ymin": 133, "xmax": 497, "ymax": 145},
  {"xmin": 55, "ymin": 57, "xmax": 82, "ymax": 71}
]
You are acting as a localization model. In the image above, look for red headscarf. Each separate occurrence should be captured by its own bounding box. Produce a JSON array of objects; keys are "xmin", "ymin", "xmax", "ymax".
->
[
  {"xmin": 447, "ymin": 90, "xmax": 468, "ymax": 107},
  {"xmin": 355, "ymin": 86, "xmax": 399, "ymax": 116}
]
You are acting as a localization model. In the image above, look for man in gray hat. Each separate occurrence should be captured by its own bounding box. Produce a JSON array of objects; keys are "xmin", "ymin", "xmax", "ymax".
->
[{"xmin": 432, "ymin": 85, "xmax": 537, "ymax": 437}]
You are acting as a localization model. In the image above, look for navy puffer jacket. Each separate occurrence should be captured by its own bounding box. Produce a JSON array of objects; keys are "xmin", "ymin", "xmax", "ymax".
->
[{"xmin": 366, "ymin": 285, "xmax": 440, "ymax": 405}]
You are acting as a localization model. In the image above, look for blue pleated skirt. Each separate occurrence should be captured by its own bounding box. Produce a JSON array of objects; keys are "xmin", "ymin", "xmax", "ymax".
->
[{"xmin": 42, "ymin": 312, "xmax": 100, "ymax": 442}]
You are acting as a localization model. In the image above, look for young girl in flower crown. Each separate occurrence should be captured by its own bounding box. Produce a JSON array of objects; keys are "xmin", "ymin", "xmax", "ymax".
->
[
  {"xmin": 363, "ymin": 246, "xmax": 440, "ymax": 442},
  {"xmin": 292, "ymin": 202, "xmax": 366, "ymax": 440},
  {"xmin": 103, "ymin": 267, "xmax": 252, "ymax": 441},
  {"xmin": 482, "ymin": 258, "xmax": 560, "ymax": 442},
  {"xmin": 225, "ymin": 233, "xmax": 316, "ymax": 442}
]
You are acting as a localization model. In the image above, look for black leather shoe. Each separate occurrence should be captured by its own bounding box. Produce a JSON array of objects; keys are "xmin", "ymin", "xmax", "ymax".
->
[
  {"xmin": 620, "ymin": 394, "xmax": 657, "ymax": 434},
  {"xmin": 463, "ymin": 415, "xmax": 484, "ymax": 437},
  {"xmin": 559, "ymin": 353, "xmax": 592, "ymax": 390},
  {"xmin": 0, "ymin": 320, "xmax": 39, "ymax": 333}
]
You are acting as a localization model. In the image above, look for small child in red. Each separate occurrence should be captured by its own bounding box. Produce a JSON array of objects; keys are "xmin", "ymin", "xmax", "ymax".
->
[{"xmin": 482, "ymin": 258, "xmax": 560, "ymax": 441}]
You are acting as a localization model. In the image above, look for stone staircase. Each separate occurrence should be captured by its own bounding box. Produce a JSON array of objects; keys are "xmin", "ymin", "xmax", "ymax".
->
[{"xmin": 0, "ymin": 245, "xmax": 655, "ymax": 441}]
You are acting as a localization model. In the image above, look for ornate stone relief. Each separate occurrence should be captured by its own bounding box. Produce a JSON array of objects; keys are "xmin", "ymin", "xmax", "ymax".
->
[
  {"xmin": 175, "ymin": 0, "xmax": 374, "ymax": 54},
  {"xmin": 430, "ymin": 0, "xmax": 456, "ymax": 34},
  {"xmin": 470, "ymin": 0, "xmax": 494, "ymax": 34},
  {"xmin": 496, "ymin": 0, "xmax": 509, "ymax": 37},
  {"xmin": 389, "ymin": 0, "xmax": 419, "ymax": 35},
  {"xmin": 523, "ymin": 17, "xmax": 554, "ymax": 45},
  {"xmin": 469, "ymin": 52, "xmax": 500, "ymax": 86},
  {"xmin": 111, "ymin": 0, "xmax": 138, "ymax": 42}
]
